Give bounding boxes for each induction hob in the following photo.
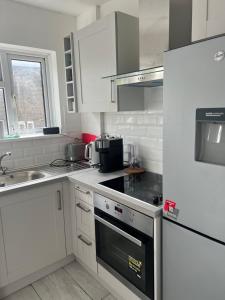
[99,171,163,206]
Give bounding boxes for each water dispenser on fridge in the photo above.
[195,108,225,166]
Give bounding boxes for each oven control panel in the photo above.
[94,193,154,237]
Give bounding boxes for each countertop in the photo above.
[0,167,162,218]
[69,169,162,218]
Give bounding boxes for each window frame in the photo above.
[0,87,9,134]
[0,50,51,135]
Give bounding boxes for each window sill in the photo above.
[0,133,66,143]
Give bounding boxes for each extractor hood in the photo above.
[103,66,164,88]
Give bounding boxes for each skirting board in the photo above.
[76,258,119,299]
[0,255,75,299]
[76,257,129,300]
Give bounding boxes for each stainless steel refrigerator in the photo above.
[163,35,225,300]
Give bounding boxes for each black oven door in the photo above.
[95,208,154,300]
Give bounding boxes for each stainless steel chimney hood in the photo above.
[103,66,164,88]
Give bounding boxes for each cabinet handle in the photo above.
[75,186,90,195]
[76,202,91,213]
[95,215,142,247]
[111,79,116,103]
[57,190,62,210]
[78,234,92,246]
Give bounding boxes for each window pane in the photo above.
[0,89,8,134]
[11,59,47,132]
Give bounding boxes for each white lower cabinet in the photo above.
[76,199,95,240]
[76,230,97,273]
[0,183,67,283]
[72,183,97,274]
[0,217,8,288]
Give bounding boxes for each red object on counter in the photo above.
[82,133,97,144]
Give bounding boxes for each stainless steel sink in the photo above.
[0,170,51,187]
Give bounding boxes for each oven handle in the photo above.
[95,215,142,247]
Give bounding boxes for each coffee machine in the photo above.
[95,137,123,173]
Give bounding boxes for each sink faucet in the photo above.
[0,152,11,175]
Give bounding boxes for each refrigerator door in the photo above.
[163,219,225,300]
[163,35,225,243]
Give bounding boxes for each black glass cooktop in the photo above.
[99,171,163,206]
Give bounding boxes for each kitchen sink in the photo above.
[0,170,51,187]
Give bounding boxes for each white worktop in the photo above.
[0,167,162,218]
[69,168,162,218]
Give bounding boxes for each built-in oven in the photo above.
[94,193,155,300]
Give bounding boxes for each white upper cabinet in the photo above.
[0,183,66,283]
[192,0,225,41]
[74,12,139,112]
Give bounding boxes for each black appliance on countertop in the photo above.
[95,137,123,173]
[99,171,163,206]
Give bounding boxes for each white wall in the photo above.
[104,87,163,174]
[0,0,80,135]
[100,0,139,17]
[139,0,169,68]
[76,6,100,30]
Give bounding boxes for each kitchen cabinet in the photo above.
[0,183,67,283]
[76,229,97,274]
[74,12,139,112]
[64,33,77,113]
[71,183,97,273]
[0,216,7,288]
[76,199,95,240]
[192,0,225,41]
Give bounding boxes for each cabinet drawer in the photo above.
[74,185,93,205]
[75,199,95,240]
[76,231,97,274]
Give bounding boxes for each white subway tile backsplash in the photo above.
[14,157,35,169]
[24,147,44,157]
[104,86,163,174]
[44,144,60,154]
[10,149,24,159]
[0,135,74,170]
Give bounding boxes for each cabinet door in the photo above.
[75,13,117,112]
[163,219,225,300]
[1,183,66,283]
[192,0,225,41]
[76,230,97,273]
[206,0,225,37]
[76,199,95,240]
[0,215,7,287]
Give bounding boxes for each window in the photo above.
[0,89,8,134]
[0,51,50,136]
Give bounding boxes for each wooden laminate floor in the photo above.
[3,261,116,300]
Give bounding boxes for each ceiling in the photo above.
[11,0,111,16]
